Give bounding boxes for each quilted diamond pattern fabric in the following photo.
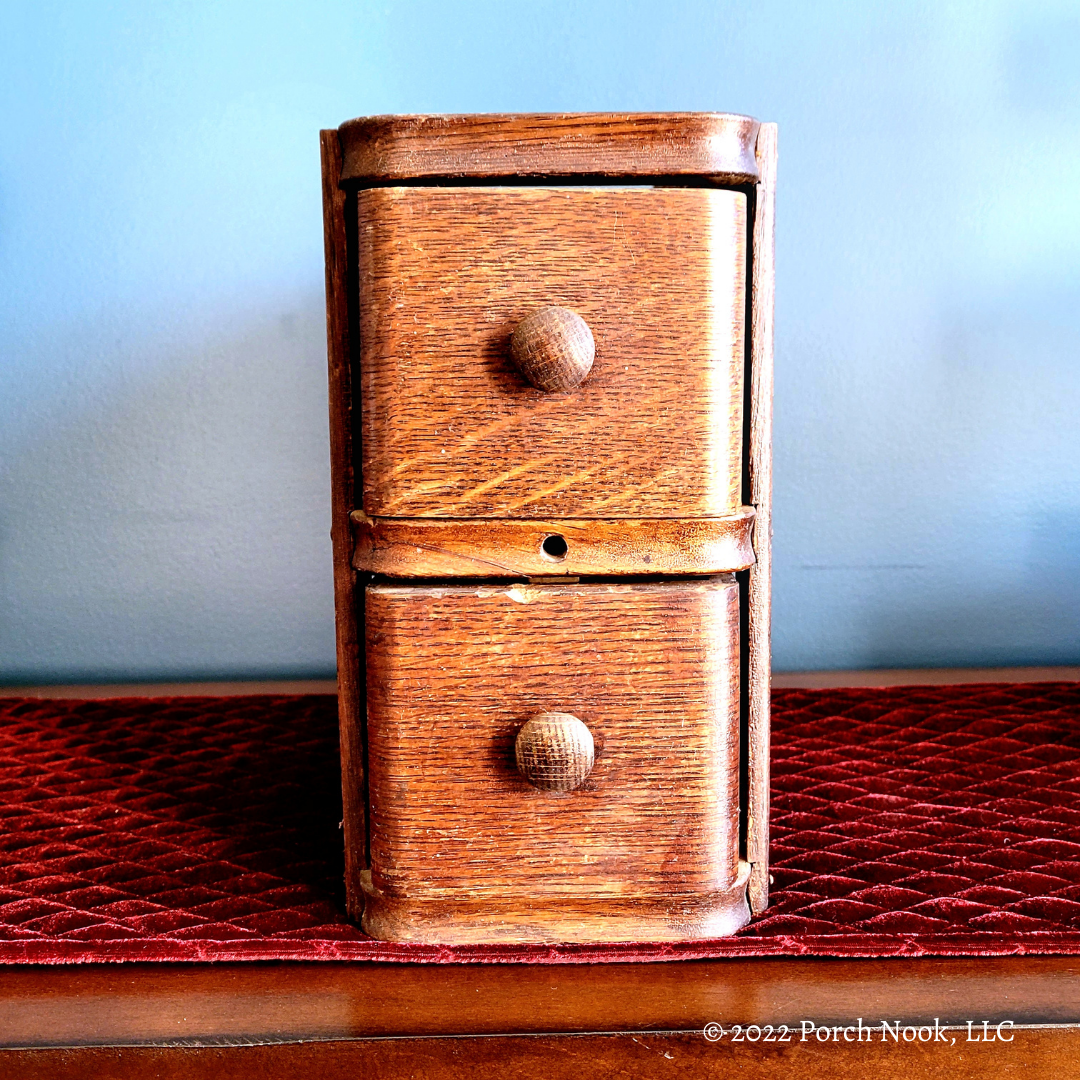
[0,684,1078,964]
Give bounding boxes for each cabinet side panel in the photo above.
[747,123,777,913]
[321,130,365,916]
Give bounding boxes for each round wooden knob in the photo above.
[509,307,594,392]
[515,712,594,792]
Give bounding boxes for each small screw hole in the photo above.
[541,534,568,561]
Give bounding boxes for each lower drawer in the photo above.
[361,577,749,944]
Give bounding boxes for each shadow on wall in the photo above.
[856,513,1080,670]
[772,270,1080,673]
[0,291,337,684]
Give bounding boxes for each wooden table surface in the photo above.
[2,668,1078,1078]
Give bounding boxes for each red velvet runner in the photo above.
[1,684,1078,964]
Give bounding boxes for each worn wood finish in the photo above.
[515,712,595,791]
[350,508,756,578]
[338,112,761,185]
[358,186,746,518]
[320,130,366,914]
[8,1029,1080,1080]
[746,123,777,914]
[3,956,1079,1047]
[509,306,595,392]
[361,869,752,945]
[325,113,774,943]
[360,579,742,942]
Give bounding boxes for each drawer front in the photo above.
[359,187,746,519]
[364,578,740,907]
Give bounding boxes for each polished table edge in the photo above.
[5,1032,1080,1080]
[1,955,1079,1048]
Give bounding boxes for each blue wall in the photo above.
[2,1,1078,681]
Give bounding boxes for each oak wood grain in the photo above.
[361,868,752,945]
[350,508,756,578]
[746,123,777,914]
[338,112,761,185]
[320,130,366,913]
[358,186,746,518]
[360,579,742,942]
[325,113,775,945]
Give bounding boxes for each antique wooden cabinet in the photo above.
[320,113,775,944]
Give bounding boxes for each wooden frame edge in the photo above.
[337,112,761,185]
[747,122,777,914]
[350,510,757,578]
[321,129,366,918]
[360,863,753,945]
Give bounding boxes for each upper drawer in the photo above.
[358,187,746,519]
